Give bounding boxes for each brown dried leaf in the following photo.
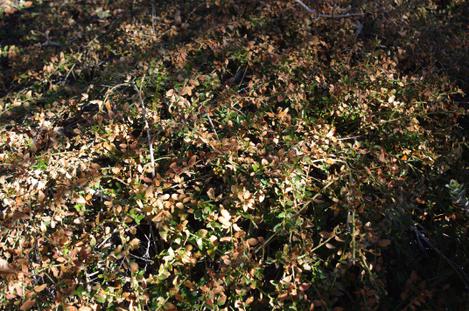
[207,188,216,201]
[246,238,258,246]
[378,239,391,248]
[188,155,197,167]
[20,300,35,311]
[0,258,16,274]
[129,238,140,250]
[34,284,47,293]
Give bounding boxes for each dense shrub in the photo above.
[0,0,467,309]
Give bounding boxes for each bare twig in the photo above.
[319,12,364,19]
[294,0,364,19]
[61,63,76,85]
[133,76,156,178]
[96,234,113,249]
[337,135,363,141]
[206,113,220,140]
[143,233,151,259]
[130,253,154,263]
[148,221,158,257]
[151,0,157,34]
[41,40,62,48]
[294,0,316,14]
[413,224,469,291]
[101,175,129,186]
[238,65,248,87]
[311,226,340,252]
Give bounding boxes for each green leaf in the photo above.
[129,208,145,225]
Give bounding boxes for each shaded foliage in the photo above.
[0,0,468,310]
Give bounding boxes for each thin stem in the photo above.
[133,76,156,178]
[206,113,220,140]
[294,0,316,14]
[294,0,364,19]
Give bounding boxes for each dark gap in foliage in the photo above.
[190,259,207,281]
[93,156,118,168]
[190,48,216,73]
[186,212,205,232]
[309,166,327,181]
[130,221,162,276]
[263,262,283,291]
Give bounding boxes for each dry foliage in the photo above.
[0,0,468,309]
